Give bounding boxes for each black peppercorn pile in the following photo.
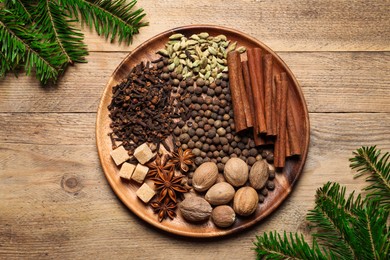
[108,60,188,153]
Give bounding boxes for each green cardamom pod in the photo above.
[218,34,227,41]
[236,46,246,53]
[167,63,175,71]
[173,42,181,51]
[156,49,169,57]
[226,41,237,53]
[208,46,217,56]
[190,34,200,40]
[169,33,184,40]
[198,32,209,39]
[186,39,198,46]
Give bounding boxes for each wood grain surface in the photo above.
[0,0,389,258]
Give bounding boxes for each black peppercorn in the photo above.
[188,140,195,149]
[207,89,215,96]
[220,137,228,145]
[215,86,222,95]
[229,147,234,155]
[222,145,229,153]
[211,113,218,120]
[178,120,185,128]
[209,145,216,152]
[237,142,246,150]
[191,110,198,118]
[217,163,224,172]
[207,151,213,158]
[247,156,256,166]
[231,141,237,148]
[192,148,201,157]
[258,194,265,203]
[204,124,211,131]
[192,135,199,142]
[202,85,208,93]
[198,121,205,128]
[266,152,274,162]
[215,79,221,86]
[173,127,181,136]
[195,128,205,137]
[202,143,210,152]
[200,151,207,158]
[196,78,205,87]
[249,148,258,157]
[204,110,212,118]
[194,87,203,95]
[233,147,241,155]
[200,136,206,142]
[186,77,194,86]
[195,141,202,149]
[206,138,213,144]
[194,157,203,166]
[181,144,188,150]
[261,188,268,196]
[207,129,216,138]
[266,180,275,190]
[209,82,217,89]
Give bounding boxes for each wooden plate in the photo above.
[96,25,310,237]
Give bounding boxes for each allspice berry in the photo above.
[224,158,248,187]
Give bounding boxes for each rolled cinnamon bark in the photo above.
[274,73,288,168]
[264,54,275,136]
[227,51,249,132]
[287,101,301,156]
[247,48,267,134]
[242,60,265,145]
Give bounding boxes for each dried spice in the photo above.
[150,197,177,222]
[108,61,182,153]
[151,168,188,203]
[146,153,173,178]
[170,148,195,172]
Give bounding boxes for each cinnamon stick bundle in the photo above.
[227,51,252,132]
[274,73,288,168]
[264,54,275,136]
[247,48,267,134]
[242,60,264,145]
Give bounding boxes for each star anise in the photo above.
[150,197,177,222]
[146,153,174,178]
[170,148,195,172]
[151,168,188,203]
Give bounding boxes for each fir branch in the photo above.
[354,201,389,260]
[307,182,359,259]
[4,0,34,21]
[253,231,329,260]
[34,0,88,64]
[0,8,60,83]
[350,146,390,210]
[61,0,147,44]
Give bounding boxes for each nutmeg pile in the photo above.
[179,158,274,227]
[108,32,283,228]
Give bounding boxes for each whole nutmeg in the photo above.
[233,187,258,216]
[179,196,212,222]
[224,158,248,187]
[212,205,236,228]
[205,182,235,206]
[192,162,218,192]
[249,160,269,190]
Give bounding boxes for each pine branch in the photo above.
[253,231,330,260]
[0,8,60,83]
[34,0,88,64]
[307,182,360,259]
[350,146,390,210]
[61,0,147,45]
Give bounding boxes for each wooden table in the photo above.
[1,1,389,259]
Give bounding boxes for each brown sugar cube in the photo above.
[133,143,154,164]
[136,183,155,203]
[131,164,149,184]
[110,146,130,166]
[119,163,136,180]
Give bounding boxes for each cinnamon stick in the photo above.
[287,101,301,156]
[227,51,249,132]
[274,73,288,168]
[264,54,275,136]
[253,48,265,106]
[242,60,264,145]
[286,127,291,157]
[274,75,282,164]
[247,48,267,134]
[237,58,253,128]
